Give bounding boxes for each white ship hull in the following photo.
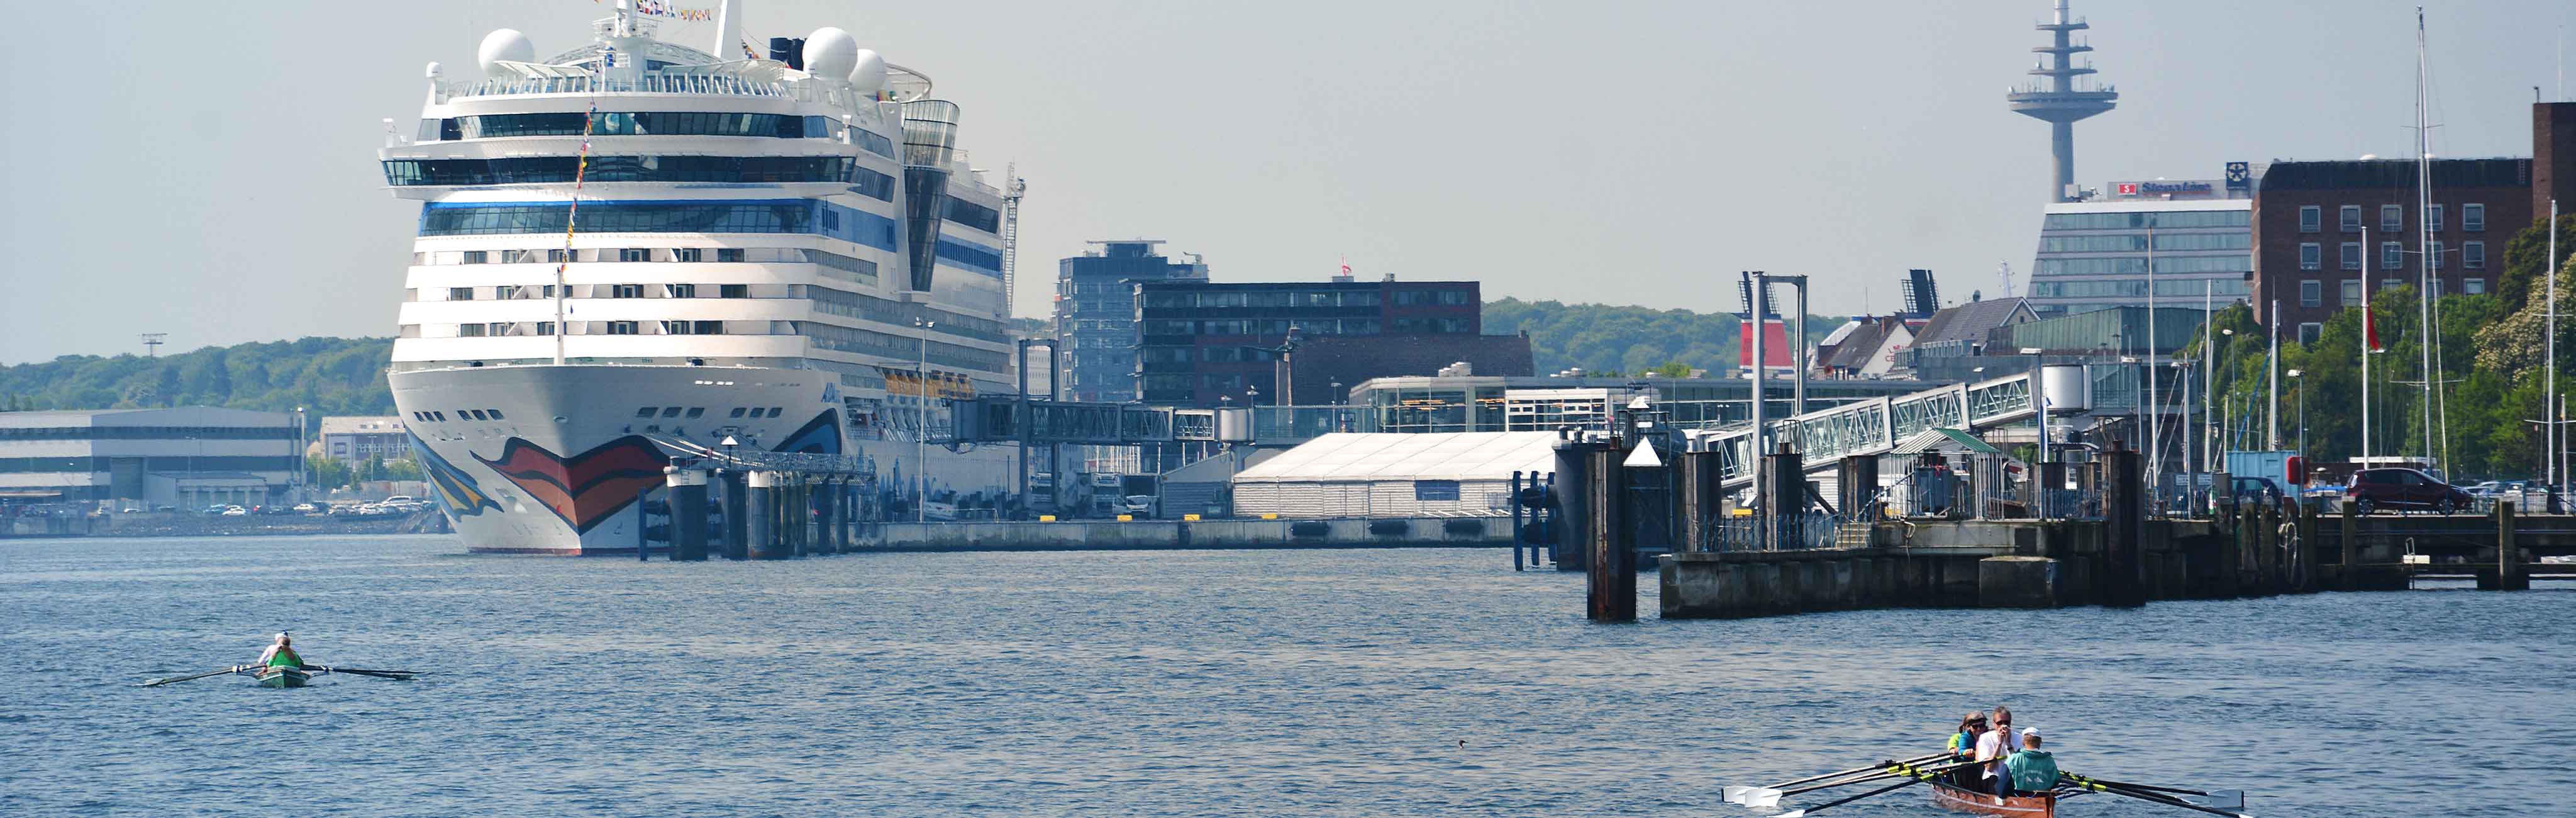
[392,364,1013,554]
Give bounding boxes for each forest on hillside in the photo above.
[0,337,396,416]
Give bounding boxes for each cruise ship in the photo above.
[382,1,1021,553]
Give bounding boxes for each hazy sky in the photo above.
[4,0,2570,364]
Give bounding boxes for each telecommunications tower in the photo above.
[2006,0,2118,201]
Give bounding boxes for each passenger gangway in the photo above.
[1701,371,2043,491]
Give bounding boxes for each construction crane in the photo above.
[1001,163,1027,318]
[1996,261,2016,298]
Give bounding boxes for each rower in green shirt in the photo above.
[256,632,304,669]
[2003,728,2060,795]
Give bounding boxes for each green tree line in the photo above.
[0,337,395,417]
[2197,213,2576,480]
[1482,297,1838,377]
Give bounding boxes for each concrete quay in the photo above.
[858,516,1514,552]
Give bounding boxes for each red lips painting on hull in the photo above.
[473,435,670,534]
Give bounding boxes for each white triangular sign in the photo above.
[1623,441,1663,468]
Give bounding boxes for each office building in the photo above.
[1135,278,1480,407]
[0,406,302,508]
[1054,240,1208,402]
[318,416,410,462]
[2028,183,2253,318]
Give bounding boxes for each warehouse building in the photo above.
[0,406,303,509]
[1230,432,1558,518]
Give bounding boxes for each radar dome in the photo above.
[850,48,887,95]
[477,29,535,77]
[802,27,860,81]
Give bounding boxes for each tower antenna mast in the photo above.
[2007,0,2118,202]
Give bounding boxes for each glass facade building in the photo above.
[1054,241,1209,403]
[2027,184,2253,317]
[1135,279,1480,407]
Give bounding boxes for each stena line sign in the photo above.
[2113,180,2217,197]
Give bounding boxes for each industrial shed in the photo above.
[1231,432,1559,518]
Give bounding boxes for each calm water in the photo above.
[3,535,2569,816]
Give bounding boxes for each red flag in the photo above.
[2363,296,2380,352]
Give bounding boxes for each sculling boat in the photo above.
[255,666,311,688]
[1931,780,2058,817]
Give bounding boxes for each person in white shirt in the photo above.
[1974,706,2016,797]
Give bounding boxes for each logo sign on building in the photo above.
[2225,162,2251,191]
[2108,179,2220,199]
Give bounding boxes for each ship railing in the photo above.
[435,75,870,108]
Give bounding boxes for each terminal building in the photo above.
[0,406,304,509]
[1054,240,1208,403]
[2026,175,2254,317]
[318,416,409,462]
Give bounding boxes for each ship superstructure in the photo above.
[381,1,1017,552]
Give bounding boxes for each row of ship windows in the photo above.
[2294,240,2484,270]
[385,156,896,198]
[409,408,505,423]
[636,406,784,420]
[425,112,900,160]
[448,284,749,300]
[414,246,874,277]
[452,321,730,337]
[2297,203,2486,233]
[418,286,1005,342]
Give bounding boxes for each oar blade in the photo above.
[1743,788,1784,810]
[2182,790,2245,810]
[1722,785,1751,804]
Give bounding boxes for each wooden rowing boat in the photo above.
[1931,780,2056,818]
[254,666,311,688]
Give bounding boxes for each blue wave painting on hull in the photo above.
[773,410,842,454]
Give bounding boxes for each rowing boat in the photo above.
[254,666,311,688]
[1930,780,2057,818]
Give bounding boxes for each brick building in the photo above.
[2253,102,2576,339]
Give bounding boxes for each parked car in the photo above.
[1118,495,1158,517]
[2345,468,2475,514]
[291,502,318,513]
[201,503,232,514]
[2465,480,2504,498]
[219,506,249,517]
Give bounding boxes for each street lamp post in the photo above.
[2285,369,2306,455]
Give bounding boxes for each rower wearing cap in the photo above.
[256,632,304,670]
[2003,727,2060,797]
[1945,712,1988,787]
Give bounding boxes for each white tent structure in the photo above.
[1231,432,1559,518]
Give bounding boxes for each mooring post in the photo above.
[1585,441,1634,622]
[2296,503,2318,592]
[669,468,709,561]
[1760,444,1805,549]
[2492,501,2527,590]
[720,470,748,560]
[2236,506,2260,595]
[1553,439,1591,571]
[1511,470,1527,571]
[2338,498,2359,590]
[746,471,781,560]
[2100,444,2145,607]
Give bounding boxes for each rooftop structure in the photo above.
[2007,0,2119,202]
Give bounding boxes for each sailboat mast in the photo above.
[2416,6,2436,469]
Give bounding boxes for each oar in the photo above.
[308,665,419,680]
[1742,758,1980,810]
[2063,773,2242,809]
[1765,775,1931,818]
[138,665,247,687]
[2061,773,2251,817]
[1726,751,1951,804]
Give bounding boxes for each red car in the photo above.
[2344,468,2473,514]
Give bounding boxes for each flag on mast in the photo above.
[2364,295,2380,352]
[1340,255,1351,277]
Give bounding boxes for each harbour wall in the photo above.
[863,517,1514,552]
